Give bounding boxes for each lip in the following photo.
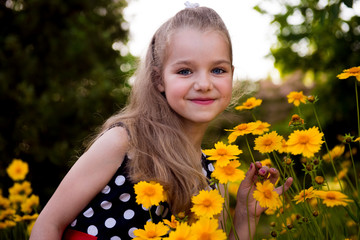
[190,98,215,105]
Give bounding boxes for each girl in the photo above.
[30,5,292,240]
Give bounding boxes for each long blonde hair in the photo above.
[95,7,232,214]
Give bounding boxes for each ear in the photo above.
[157,83,165,92]
[153,66,165,92]
[231,65,235,76]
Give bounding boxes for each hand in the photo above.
[236,161,293,219]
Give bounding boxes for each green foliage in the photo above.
[0,0,136,202]
[254,0,360,144]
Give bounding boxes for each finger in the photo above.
[258,166,270,177]
[255,161,262,169]
[240,162,256,188]
[275,177,293,195]
[267,168,280,184]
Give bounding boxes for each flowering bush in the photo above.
[0,159,39,239]
[133,66,360,239]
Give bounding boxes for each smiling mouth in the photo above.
[190,99,215,105]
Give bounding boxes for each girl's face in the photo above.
[159,28,233,126]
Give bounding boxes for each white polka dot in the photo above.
[100,201,112,210]
[102,185,111,194]
[208,163,214,172]
[115,175,126,186]
[83,208,94,218]
[155,205,164,216]
[87,225,98,236]
[124,209,135,220]
[70,219,77,227]
[202,168,207,176]
[119,193,131,202]
[142,205,149,211]
[128,227,137,238]
[105,218,116,228]
[110,237,121,240]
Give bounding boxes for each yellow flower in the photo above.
[253,180,281,209]
[191,217,227,240]
[226,122,258,143]
[337,66,360,81]
[228,182,240,197]
[354,137,360,142]
[211,160,245,184]
[260,158,272,167]
[9,181,32,197]
[235,97,262,111]
[336,168,348,181]
[202,141,242,167]
[293,187,318,204]
[6,159,29,181]
[163,215,179,229]
[133,221,169,240]
[287,91,307,107]
[254,131,283,154]
[316,190,352,207]
[134,181,166,209]
[277,139,289,154]
[21,194,39,214]
[252,121,271,135]
[163,222,195,240]
[191,189,224,218]
[286,127,324,158]
[322,144,345,163]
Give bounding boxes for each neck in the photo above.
[182,122,209,151]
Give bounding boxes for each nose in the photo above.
[193,72,213,91]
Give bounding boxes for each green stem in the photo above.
[245,136,256,163]
[355,80,360,141]
[312,104,344,192]
[348,143,359,196]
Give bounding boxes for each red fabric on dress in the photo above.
[62,229,98,240]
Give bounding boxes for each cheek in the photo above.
[218,80,233,102]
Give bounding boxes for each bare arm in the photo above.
[30,127,129,240]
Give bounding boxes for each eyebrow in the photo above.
[172,59,232,66]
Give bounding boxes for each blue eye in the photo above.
[212,68,225,74]
[178,69,192,75]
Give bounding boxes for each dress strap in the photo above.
[107,122,131,139]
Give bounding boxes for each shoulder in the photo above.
[84,127,129,163]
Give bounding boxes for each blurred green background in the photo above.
[1,0,359,210]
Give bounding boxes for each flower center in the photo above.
[298,135,310,144]
[146,230,157,238]
[144,187,155,196]
[217,148,227,155]
[244,102,253,107]
[202,199,212,207]
[264,189,273,199]
[224,166,235,175]
[294,93,303,100]
[326,192,336,200]
[237,124,247,131]
[199,233,211,240]
[263,139,273,146]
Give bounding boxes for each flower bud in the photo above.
[315,176,324,185]
[307,95,315,103]
[287,223,294,230]
[271,231,277,237]
[313,210,319,217]
[306,164,313,171]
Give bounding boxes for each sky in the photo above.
[123,0,279,81]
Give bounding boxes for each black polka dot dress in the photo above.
[62,154,214,240]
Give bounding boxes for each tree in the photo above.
[254,0,360,143]
[0,0,136,202]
